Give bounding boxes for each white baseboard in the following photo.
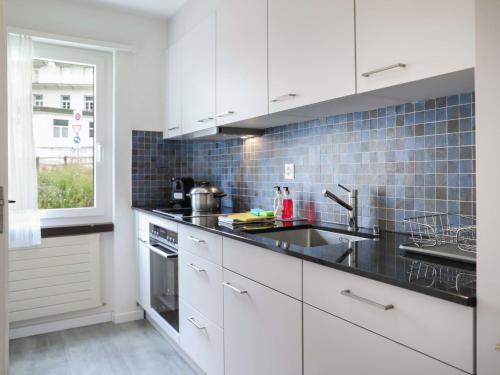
[9,312,113,339]
[112,309,144,324]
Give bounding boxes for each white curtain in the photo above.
[7,34,41,248]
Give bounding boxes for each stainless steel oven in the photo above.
[149,223,179,332]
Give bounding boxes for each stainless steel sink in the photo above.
[253,228,370,247]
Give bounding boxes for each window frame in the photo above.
[85,95,94,112]
[33,42,113,222]
[52,119,69,138]
[34,94,43,107]
[60,94,71,109]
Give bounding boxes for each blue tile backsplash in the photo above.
[132,92,476,232]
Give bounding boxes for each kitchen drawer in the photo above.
[179,249,223,327]
[180,301,223,375]
[178,225,222,265]
[222,238,302,299]
[303,261,474,373]
[304,304,466,375]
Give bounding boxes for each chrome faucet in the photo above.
[322,184,358,232]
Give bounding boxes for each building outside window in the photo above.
[34,94,43,107]
[31,43,111,220]
[52,119,69,138]
[61,95,71,109]
[85,96,94,111]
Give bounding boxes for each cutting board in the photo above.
[220,212,275,223]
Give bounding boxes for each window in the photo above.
[52,119,69,138]
[32,42,112,221]
[85,96,94,111]
[34,94,43,107]
[61,95,71,109]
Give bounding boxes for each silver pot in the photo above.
[189,186,227,212]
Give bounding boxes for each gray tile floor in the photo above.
[9,320,197,375]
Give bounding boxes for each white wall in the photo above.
[0,1,9,372]
[476,0,500,373]
[6,0,167,328]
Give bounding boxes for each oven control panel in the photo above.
[149,223,178,250]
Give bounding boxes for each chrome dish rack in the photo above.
[403,214,476,253]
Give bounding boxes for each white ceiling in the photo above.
[77,0,187,19]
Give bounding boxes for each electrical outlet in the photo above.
[285,163,295,180]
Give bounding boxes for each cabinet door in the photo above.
[356,0,475,93]
[216,0,268,125]
[223,269,302,375]
[268,0,355,113]
[181,15,216,134]
[304,304,465,375]
[165,43,182,138]
[137,241,150,311]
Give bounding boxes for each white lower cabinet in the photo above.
[137,241,150,312]
[135,217,474,375]
[135,212,150,312]
[304,304,465,375]
[180,301,224,375]
[179,250,223,327]
[303,261,474,373]
[223,269,302,375]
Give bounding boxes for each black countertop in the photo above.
[134,206,476,307]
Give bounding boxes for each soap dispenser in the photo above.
[282,187,294,220]
[273,186,282,217]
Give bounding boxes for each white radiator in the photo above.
[8,234,102,322]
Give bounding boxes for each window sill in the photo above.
[41,215,113,228]
[41,222,113,238]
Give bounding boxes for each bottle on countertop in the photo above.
[273,186,282,217]
[282,187,294,220]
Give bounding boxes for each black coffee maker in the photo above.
[170,177,194,208]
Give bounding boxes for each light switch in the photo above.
[285,163,295,180]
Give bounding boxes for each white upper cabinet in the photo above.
[268,0,356,113]
[216,0,268,125]
[356,0,475,93]
[165,43,182,138]
[181,14,216,134]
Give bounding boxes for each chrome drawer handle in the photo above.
[223,281,248,294]
[341,289,394,310]
[187,317,206,330]
[197,117,214,123]
[271,93,297,102]
[361,63,406,78]
[215,111,235,118]
[187,235,205,243]
[188,263,205,272]
[167,126,180,131]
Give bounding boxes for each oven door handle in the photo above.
[147,243,178,258]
